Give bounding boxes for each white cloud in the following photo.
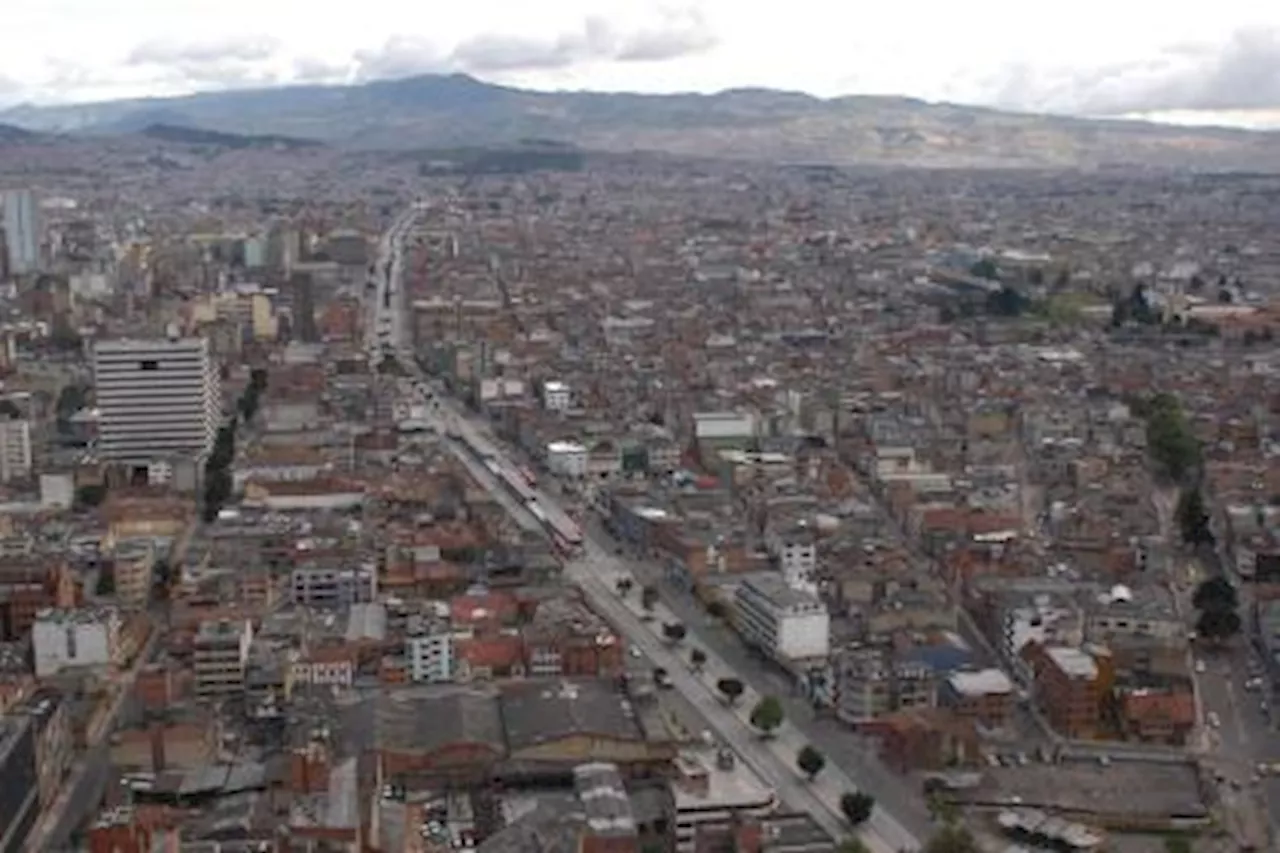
[0,0,1278,126]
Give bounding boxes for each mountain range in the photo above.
[4,73,1280,171]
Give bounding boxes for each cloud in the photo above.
[121,35,285,92]
[293,57,352,85]
[354,37,449,82]
[615,9,717,62]
[127,36,281,67]
[355,9,716,79]
[989,27,1280,115]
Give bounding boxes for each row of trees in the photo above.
[1138,392,1201,485]
[614,577,977,853]
[202,368,268,522]
[1192,576,1242,642]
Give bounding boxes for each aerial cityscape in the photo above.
[0,6,1279,853]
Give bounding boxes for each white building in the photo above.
[542,380,571,412]
[733,572,830,662]
[93,336,222,470]
[692,411,755,441]
[407,631,456,683]
[765,523,817,594]
[546,440,587,478]
[0,419,32,483]
[39,473,74,509]
[32,607,121,677]
[1,189,41,275]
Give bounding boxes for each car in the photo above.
[1195,659,1207,674]
[1208,711,1221,728]
[629,647,642,659]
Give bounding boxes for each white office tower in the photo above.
[93,336,221,469]
[0,419,32,483]
[1,189,41,275]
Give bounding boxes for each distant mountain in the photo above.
[137,122,323,150]
[5,73,1280,171]
[0,122,41,145]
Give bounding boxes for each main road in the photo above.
[369,208,925,853]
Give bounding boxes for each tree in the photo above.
[1163,837,1192,853]
[797,744,826,781]
[836,840,870,853]
[1197,607,1242,641]
[985,285,1027,317]
[923,825,978,853]
[1192,577,1238,612]
[640,585,659,613]
[1177,489,1215,547]
[717,677,745,705]
[705,600,728,620]
[662,622,687,644]
[969,258,999,281]
[1143,393,1201,483]
[839,792,875,827]
[749,695,785,737]
[75,484,107,509]
[202,468,233,522]
[689,648,707,671]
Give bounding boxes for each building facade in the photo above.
[92,337,222,470]
[733,572,830,662]
[1,189,40,276]
[192,619,253,701]
[31,607,121,678]
[0,715,38,853]
[407,632,455,683]
[0,420,31,484]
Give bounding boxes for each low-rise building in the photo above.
[547,440,588,478]
[32,607,122,677]
[939,668,1015,729]
[1022,643,1101,739]
[733,572,830,663]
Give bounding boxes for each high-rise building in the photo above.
[0,419,32,484]
[1,189,41,275]
[290,272,318,343]
[92,336,221,470]
[0,715,38,853]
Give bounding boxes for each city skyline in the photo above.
[4,0,1280,128]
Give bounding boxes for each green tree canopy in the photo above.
[716,677,744,704]
[969,258,999,280]
[797,744,826,780]
[1143,393,1201,483]
[1192,576,1238,612]
[750,695,785,736]
[1197,607,1242,641]
[924,825,979,853]
[839,792,875,827]
[1176,489,1215,546]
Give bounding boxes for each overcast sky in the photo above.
[5,0,1280,125]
